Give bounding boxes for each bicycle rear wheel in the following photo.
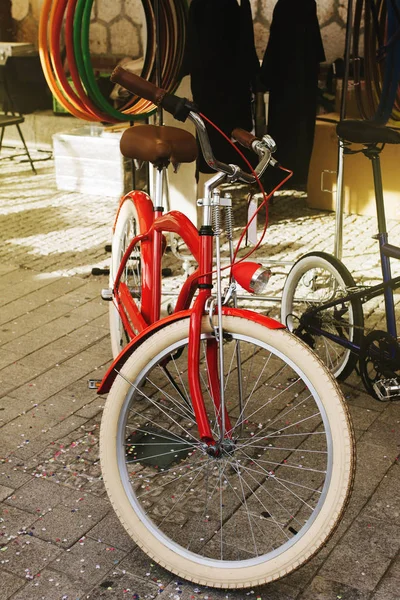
[100,315,355,588]
[281,252,364,380]
[109,198,143,358]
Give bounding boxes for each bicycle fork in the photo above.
[188,184,235,448]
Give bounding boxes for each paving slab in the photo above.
[116,546,174,588]
[347,404,381,432]
[318,541,391,592]
[299,575,371,600]
[362,465,400,525]
[29,505,102,550]
[0,276,84,319]
[0,301,75,346]
[370,553,400,600]
[84,569,161,599]
[0,569,25,599]
[0,459,33,489]
[75,397,106,420]
[10,414,89,460]
[5,478,79,513]
[0,349,20,370]
[87,511,137,552]
[9,567,85,600]
[0,151,399,599]
[6,363,93,404]
[0,484,14,502]
[0,534,62,579]
[49,536,126,589]
[0,395,38,428]
[0,504,37,539]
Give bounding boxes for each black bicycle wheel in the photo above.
[281,251,364,380]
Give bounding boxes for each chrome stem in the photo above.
[213,189,226,442]
[225,198,244,430]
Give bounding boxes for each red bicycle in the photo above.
[98,68,355,589]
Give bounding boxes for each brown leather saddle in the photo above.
[120,124,198,168]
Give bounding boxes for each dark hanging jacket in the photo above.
[180,0,260,175]
[260,0,325,186]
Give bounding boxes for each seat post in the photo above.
[369,151,387,235]
[154,165,165,210]
[150,164,167,324]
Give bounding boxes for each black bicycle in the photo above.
[281,119,400,400]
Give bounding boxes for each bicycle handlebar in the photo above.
[231,128,259,150]
[111,66,195,121]
[110,67,276,183]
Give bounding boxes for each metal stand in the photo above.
[334,0,354,260]
[154,0,163,126]
[149,0,164,207]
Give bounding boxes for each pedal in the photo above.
[105,244,112,253]
[88,379,102,390]
[101,288,113,301]
[92,267,110,276]
[373,377,400,401]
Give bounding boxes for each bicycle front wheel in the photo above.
[281,252,364,380]
[109,198,143,358]
[100,315,355,588]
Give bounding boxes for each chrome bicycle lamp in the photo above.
[231,261,271,294]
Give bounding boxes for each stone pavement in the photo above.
[0,152,399,600]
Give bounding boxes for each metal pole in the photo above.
[154,0,163,125]
[334,0,354,260]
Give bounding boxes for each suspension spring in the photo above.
[225,205,234,241]
[213,204,221,236]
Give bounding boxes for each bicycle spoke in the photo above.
[146,373,195,421]
[233,351,274,432]
[240,411,322,453]
[233,458,259,556]
[116,369,200,445]
[124,425,198,448]
[233,374,302,433]
[231,460,293,540]
[239,461,319,514]
[157,464,209,529]
[102,320,352,574]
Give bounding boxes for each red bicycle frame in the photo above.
[108,184,284,445]
[113,190,201,337]
[112,190,224,444]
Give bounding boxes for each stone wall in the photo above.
[10,0,347,64]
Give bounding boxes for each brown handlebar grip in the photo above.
[110,66,167,106]
[231,128,260,150]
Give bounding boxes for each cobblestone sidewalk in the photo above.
[0,154,399,600]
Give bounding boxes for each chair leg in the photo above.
[16,123,36,174]
[0,127,4,154]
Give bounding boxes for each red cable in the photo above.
[198,112,293,270]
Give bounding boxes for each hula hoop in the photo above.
[38,0,98,120]
[50,0,111,121]
[39,0,188,123]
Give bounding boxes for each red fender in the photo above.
[98,308,285,395]
[113,190,154,233]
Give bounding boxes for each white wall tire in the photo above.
[109,198,142,358]
[100,316,355,588]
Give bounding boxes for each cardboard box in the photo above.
[307,113,400,218]
[53,125,132,197]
